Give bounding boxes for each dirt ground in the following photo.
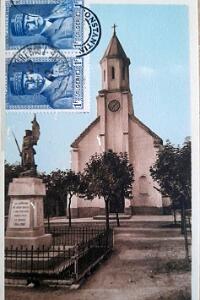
[5,217,191,300]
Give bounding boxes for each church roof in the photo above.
[71,114,162,149]
[129,114,163,144]
[101,31,130,63]
[71,117,100,148]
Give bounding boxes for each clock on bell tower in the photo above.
[108,99,120,112]
[97,26,134,153]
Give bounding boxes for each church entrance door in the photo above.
[110,195,124,213]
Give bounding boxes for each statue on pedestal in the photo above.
[13,115,40,176]
[7,114,52,250]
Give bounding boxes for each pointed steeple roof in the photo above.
[101,28,130,64]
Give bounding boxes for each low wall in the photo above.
[132,206,163,215]
[68,206,163,218]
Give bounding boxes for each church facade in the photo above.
[70,30,163,217]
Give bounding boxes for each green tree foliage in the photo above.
[5,161,24,214]
[150,138,191,210]
[84,150,134,231]
[5,161,23,193]
[150,138,191,260]
[41,170,68,218]
[41,170,86,227]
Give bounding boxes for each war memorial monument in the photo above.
[5,116,52,250]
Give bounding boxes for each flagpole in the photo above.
[11,130,22,156]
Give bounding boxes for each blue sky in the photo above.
[5,4,190,173]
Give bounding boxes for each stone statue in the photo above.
[13,115,40,176]
[7,115,52,250]
[21,115,40,176]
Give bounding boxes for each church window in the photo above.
[111,66,115,79]
[104,70,106,81]
[122,66,126,80]
[139,175,149,194]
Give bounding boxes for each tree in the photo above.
[41,170,87,227]
[5,161,24,214]
[41,170,68,219]
[150,139,191,211]
[150,138,191,260]
[64,170,85,227]
[84,150,134,231]
[5,161,23,193]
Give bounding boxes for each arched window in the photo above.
[103,70,106,81]
[122,66,126,80]
[139,175,149,194]
[111,66,115,79]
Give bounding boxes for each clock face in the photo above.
[108,100,120,112]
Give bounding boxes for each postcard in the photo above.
[1,0,199,299]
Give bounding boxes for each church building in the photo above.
[70,29,163,217]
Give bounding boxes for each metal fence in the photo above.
[5,227,113,285]
[46,225,107,246]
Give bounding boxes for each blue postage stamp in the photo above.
[6,44,83,109]
[6,0,84,51]
[5,0,101,111]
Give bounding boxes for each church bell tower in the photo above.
[100,25,131,92]
[97,26,134,153]
[71,26,163,217]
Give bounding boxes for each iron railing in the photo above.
[5,227,113,284]
[46,225,106,246]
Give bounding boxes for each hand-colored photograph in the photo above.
[4,1,199,300]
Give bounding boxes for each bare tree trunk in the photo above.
[182,200,189,261]
[68,196,72,227]
[56,199,59,216]
[46,197,50,231]
[116,211,120,227]
[116,194,121,227]
[172,208,177,225]
[105,200,110,232]
[181,204,184,234]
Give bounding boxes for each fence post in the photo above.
[74,245,79,281]
[15,247,18,271]
[20,245,23,271]
[11,246,13,272]
[30,246,33,276]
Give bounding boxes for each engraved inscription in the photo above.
[9,200,30,228]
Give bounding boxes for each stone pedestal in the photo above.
[5,177,52,250]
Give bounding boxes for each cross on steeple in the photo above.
[112,24,117,35]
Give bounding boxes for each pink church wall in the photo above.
[78,123,101,171]
[71,121,106,215]
[70,112,162,216]
[128,118,162,209]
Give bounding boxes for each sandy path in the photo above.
[5,218,191,300]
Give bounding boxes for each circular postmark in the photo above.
[8,0,101,56]
[11,43,67,63]
[7,44,75,109]
[75,5,101,57]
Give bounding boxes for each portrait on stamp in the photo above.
[6,43,84,110]
[8,58,74,109]
[7,0,82,49]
